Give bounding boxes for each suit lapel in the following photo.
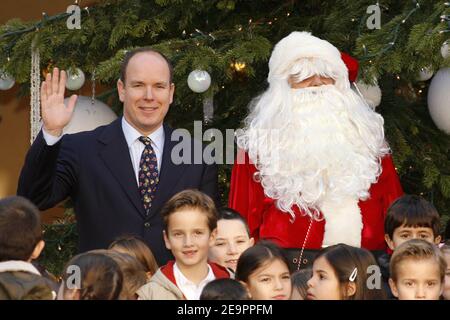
[148,124,187,217]
[97,118,146,218]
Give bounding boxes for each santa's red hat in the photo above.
[340,52,359,82]
[268,31,359,88]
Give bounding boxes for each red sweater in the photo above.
[229,151,403,251]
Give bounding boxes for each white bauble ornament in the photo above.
[427,68,450,134]
[354,81,382,108]
[63,96,117,134]
[187,69,211,93]
[0,71,15,90]
[441,41,449,59]
[417,66,434,81]
[66,68,85,91]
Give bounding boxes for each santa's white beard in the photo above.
[237,84,389,247]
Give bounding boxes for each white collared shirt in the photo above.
[173,263,216,300]
[42,117,165,187]
[121,117,164,186]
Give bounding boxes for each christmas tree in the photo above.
[1,0,449,274]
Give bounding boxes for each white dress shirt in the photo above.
[42,117,165,186]
[121,117,164,186]
[173,263,216,300]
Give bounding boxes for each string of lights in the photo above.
[357,1,421,60]
[0,5,91,41]
[356,1,449,61]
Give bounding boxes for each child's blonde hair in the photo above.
[390,239,447,282]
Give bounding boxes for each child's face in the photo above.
[208,219,254,271]
[385,224,440,250]
[307,256,343,300]
[389,258,443,300]
[164,208,216,269]
[244,259,291,300]
[443,252,450,300]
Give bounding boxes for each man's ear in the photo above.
[29,240,45,261]
[434,235,442,245]
[249,237,255,247]
[163,230,171,250]
[169,83,175,104]
[345,281,356,298]
[388,278,399,298]
[117,79,125,102]
[385,234,395,251]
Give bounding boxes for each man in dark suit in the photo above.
[17,48,219,266]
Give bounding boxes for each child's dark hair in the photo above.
[109,235,158,275]
[161,189,217,232]
[61,251,123,300]
[200,279,249,300]
[314,244,386,300]
[291,268,312,299]
[217,207,250,236]
[235,240,291,282]
[0,196,42,261]
[102,250,148,300]
[384,195,441,240]
[390,239,447,283]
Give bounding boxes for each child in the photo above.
[235,240,292,300]
[200,278,250,300]
[58,251,123,300]
[290,268,312,300]
[0,196,55,300]
[384,195,441,250]
[439,243,450,300]
[103,250,148,300]
[208,207,254,271]
[109,235,159,279]
[136,190,232,300]
[389,239,447,300]
[307,244,386,300]
[381,195,442,298]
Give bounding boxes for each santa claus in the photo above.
[229,31,403,269]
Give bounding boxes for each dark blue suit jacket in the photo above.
[17,118,219,265]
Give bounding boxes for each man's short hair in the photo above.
[0,196,42,261]
[384,195,441,239]
[119,47,173,84]
[161,190,217,233]
[390,239,447,282]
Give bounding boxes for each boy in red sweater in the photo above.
[137,190,231,300]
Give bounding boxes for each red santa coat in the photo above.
[229,151,403,251]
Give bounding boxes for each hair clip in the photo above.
[349,267,358,282]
